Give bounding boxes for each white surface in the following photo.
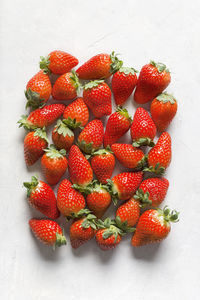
[1,0,200,299]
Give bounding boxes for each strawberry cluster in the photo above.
[18,50,179,251]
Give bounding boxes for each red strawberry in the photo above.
[83,80,112,118]
[150,92,178,132]
[57,179,86,217]
[25,71,52,109]
[130,107,156,147]
[52,71,80,101]
[41,145,68,186]
[134,177,169,207]
[24,176,59,219]
[104,107,132,147]
[63,97,89,127]
[29,219,66,247]
[76,52,123,80]
[112,67,138,106]
[145,132,172,175]
[40,50,78,75]
[90,149,115,184]
[52,119,74,152]
[24,128,49,166]
[78,119,104,154]
[18,104,65,129]
[131,207,179,247]
[111,143,146,169]
[116,198,140,227]
[134,61,171,104]
[68,145,93,186]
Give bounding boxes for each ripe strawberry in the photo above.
[41,145,68,186]
[90,149,115,184]
[52,71,80,101]
[24,176,59,219]
[18,104,65,129]
[68,145,93,186]
[63,97,89,127]
[150,92,178,132]
[111,143,146,169]
[24,128,49,166]
[116,198,140,227]
[52,119,74,152]
[57,179,86,217]
[76,52,123,80]
[134,177,169,207]
[144,132,172,175]
[130,107,156,147]
[112,67,138,106]
[29,219,66,247]
[83,80,112,118]
[131,207,179,247]
[25,71,52,109]
[78,119,104,154]
[104,107,132,147]
[134,61,171,104]
[40,50,78,75]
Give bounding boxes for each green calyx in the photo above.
[78,139,94,154]
[115,216,136,233]
[136,155,148,170]
[34,127,49,144]
[84,80,104,90]
[73,180,109,195]
[54,232,67,248]
[23,175,39,197]
[39,55,51,75]
[119,67,138,75]
[106,179,118,205]
[62,118,83,130]
[91,147,113,157]
[44,144,66,159]
[110,51,123,74]
[17,115,37,130]
[70,70,82,93]
[97,218,124,242]
[156,92,176,104]
[150,61,170,73]
[81,214,98,230]
[134,189,152,207]
[66,208,91,221]
[157,206,179,223]
[25,88,46,110]
[132,138,155,148]
[54,119,74,138]
[116,106,132,122]
[143,162,165,175]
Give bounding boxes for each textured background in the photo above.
[1,0,200,299]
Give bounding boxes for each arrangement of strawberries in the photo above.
[19,50,179,251]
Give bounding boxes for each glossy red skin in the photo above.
[130,107,156,141]
[70,218,96,249]
[52,128,74,152]
[27,104,65,128]
[68,145,93,186]
[26,70,52,102]
[77,53,112,79]
[148,132,172,169]
[24,131,48,166]
[139,177,169,207]
[52,72,77,100]
[63,97,89,127]
[91,152,115,184]
[111,144,145,169]
[134,64,171,104]
[116,198,140,227]
[41,154,68,186]
[57,179,85,217]
[48,50,78,75]
[131,209,171,246]
[112,70,137,106]
[28,181,60,219]
[83,82,112,118]
[96,229,121,250]
[29,219,63,245]
[86,189,111,218]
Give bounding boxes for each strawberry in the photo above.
[52,71,80,101]
[77,119,104,154]
[116,198,140,227]
[83,80,112,118]
[150,92,178,132]
[40,50,78,75]
[41,145,68,186]
[104,107,132,147]
[68,145,93,186]
[70,214,97,249]
[144,132,172,175]
[90,149,115,184]
[52,119,74,152]
[63,97,89,127]
[112,67,138,106]
[18,104,65,129]
[24,128,49,166]
[57,179,86,217]
[131,207,179,247]
[134,61,171,104]
[76,52,123,80]
[130,107,156,147]
[111,143,146,169]
[107,171,143,203]
[29,219,66,247]
[24,176,59,219]
[25,71,52,109]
